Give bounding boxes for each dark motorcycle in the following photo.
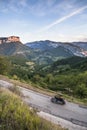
[51,95,66,105]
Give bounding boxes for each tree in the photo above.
[33,74,42,83]
[75,84,87,98]
[45,74,54,84]
[0,56,11,75]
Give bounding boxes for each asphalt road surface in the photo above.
[21,87,87,128]
[0,79,87,129]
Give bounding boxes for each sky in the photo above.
[0,0,87,43]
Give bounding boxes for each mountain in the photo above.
[0,42,29,56]
[72,42,87,56]
[0,36,36,63]
[26,40,86,57]
[36,56,87,77]
[0,39,74,65]
[1,37,87,66]
[72,42,87,50]
[26,40,75,65]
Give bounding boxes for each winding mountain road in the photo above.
[0,79,87,130]
[21,87,87,127]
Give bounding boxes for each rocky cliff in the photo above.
[0,36,20,44]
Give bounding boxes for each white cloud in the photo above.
[0,0,28,13]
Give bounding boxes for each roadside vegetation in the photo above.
[8,85,22,96]
[0,56,87,104]
[0,88,66,130]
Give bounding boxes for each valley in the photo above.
[1,1,87,130]
[0,39,87,65]
[0,38,87,130]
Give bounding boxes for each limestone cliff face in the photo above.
[0,36,20,44]
[8,36,20,42]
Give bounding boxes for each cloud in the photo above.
[27,0,68,17]
[38,5,87,32]
[0,0,28,13]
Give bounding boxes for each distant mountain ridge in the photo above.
[72,42,87,50]
[26,40,77,64]
[26,40,87,57]
[0,37,87,65]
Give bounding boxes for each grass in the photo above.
[0,88,66,130]
[8,85,22,96]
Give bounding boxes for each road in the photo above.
[21,87,87,127]
[0,79,87,129]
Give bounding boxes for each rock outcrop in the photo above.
[0,36,20,44]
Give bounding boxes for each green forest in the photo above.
[0,56,87,103]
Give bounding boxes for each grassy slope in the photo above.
[0,87,66,130]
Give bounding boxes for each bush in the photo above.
[75,84,87,98]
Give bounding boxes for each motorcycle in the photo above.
[51,95,66,105]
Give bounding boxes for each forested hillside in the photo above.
[0,56,87,103]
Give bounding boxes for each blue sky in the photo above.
[0,0,87,43]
